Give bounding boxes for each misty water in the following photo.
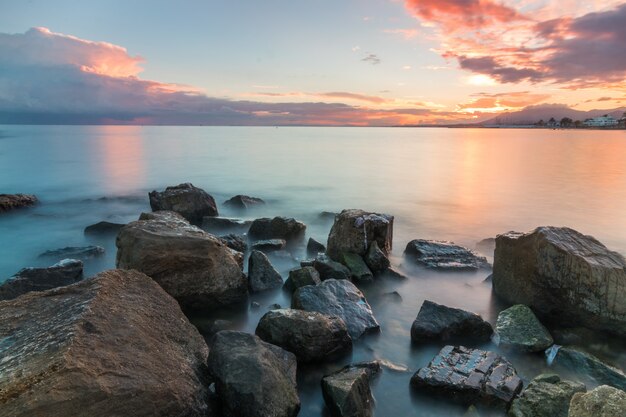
[1,125,625,416]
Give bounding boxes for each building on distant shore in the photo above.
[583,115,618,127]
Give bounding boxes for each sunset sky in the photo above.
[1,0,625,125]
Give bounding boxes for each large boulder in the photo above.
[326,209,393,261]
[404,239,490,270]
[248,216,306,241]
[148,183,217,225]
[321,361,381,417]
[546,346,626,390]
[569,385,626,417]
[492,227,626,336]
[256,309,352,362]
[207,331,300,417]
[508,374,585,417]
[116,211,247,311]
[223,194,265,210]
[410,300,493,344]
[0,269,212,417]
[0,193,37,212]
[0,259,83,301]
[292,279,379,339]
[494,305,553,352]
[248,250,283,292]
[411,345,523,407]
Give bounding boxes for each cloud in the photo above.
[361,53,381,65]
[383,28,419,39]
[457,91,550,111]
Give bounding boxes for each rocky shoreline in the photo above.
[0,182,625,417]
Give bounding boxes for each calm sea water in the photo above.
[1,125,625,416]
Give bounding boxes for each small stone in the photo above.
[494,305,553,352]
[313,255,351,281]
[248,250,283,292]
[340,252,374,283]
[84,221,124,235]
[223,195,265,210]
[284,266,321,292]
[307,237,326,255]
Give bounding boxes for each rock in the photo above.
[207,331,300,417]
[341,252,374,283]
[492,227,626,336]
[195,319,233,336]
[256,309,352,362]
[148,183,217,225]
[546,346,626,390]
[508,374,585,417]
[219,233,248,253]
[248,250,283,292]
[313,254,352,281]
[569,385,626,417]
[382,291,403,302]
[269,303,282,309]
[411,345,523,407]
[83,221,124,235]
[284,266,321,292]
[464,405,481,417]
[0,259,83,301]
[364,241,390,274]
[251,238,287,252]
[223,194,265,210]
[326,209,394,261]
[404,240,490,270]
[292,279,379,339]
[0,193,37,212]
[382,266,408,280]
[0,269,211,417]
[248,217,306,241]
[494,305,553,352]
[38,245,105,260]
[307,237,326,255]
[201,216,251,233]
[321,361,381,417]
[476,238,496,256]
[411,300,493,344]
[319,211,338,221]
[116,210,247,311]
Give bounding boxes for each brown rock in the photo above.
[326,209,393,261]
[0,194,37,212]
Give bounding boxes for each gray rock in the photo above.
[38,245,105,260]
[201,216,251,233]
[292,279,379,339]
[219,233,248,253]
[411,345,523,407]
[84,221,124,235]
[313,255,352,281]
[248,216,306,241]
[149,183,217,225]
[508,374,585,417]
[256,309,352,362]
[569,385,626,417]
[251,238,287,252]
[494,305,553,352]
[322,361,381,417]
[411,300,493,344]
[284,266,321,292]
[195,318,233,336]
[492,227,626,336]
[326,209,393,261]
[223,194,265,210]
[248,250,283,292]
[364,241,390,274]
[476,238,496,256]
[0,193,37,212]
[382,291,403,302]
[340,252,374,283]
[405,239,490,270]
[307,237,326,255]
[0,259,83,301]
[546,346,626,390]
[207,331,300,417]
[381,266,408,280]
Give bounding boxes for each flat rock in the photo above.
[284,266,321,292]
[292,279,379,339]
[313,254,351,281]
[411,345,523,407]
[0,259,83,301]
[569,385,626,417]
[248,216,306,241]
[322,361,381,417]
[219,233,248,253]
[201,216,251,233]
[326,209,393,261]
[248,250,283,292]
[340,252,374,283]
[38,245,105,260]
[256,308,352,362]
[492,227,626,336]
[208,331,300,417]
[251,238,287,252]
[0,269,211,417]
[0,193,37,212]
[546,345,626,390]
[223,194,265,210]
[508,373,585,417]
[307,237,326,255]
[149,183,217,225]
[411,300,493,344]
[84,221,124,235]
[494,304,553,352]
[405,239,490,270]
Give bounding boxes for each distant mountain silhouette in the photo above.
[482,104,626,125]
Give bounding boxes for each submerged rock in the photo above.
[476,238,496,256]
[148,183,217,225]
[248,250,283,292]
[492,227,626,336]
[38,245,105,260]
[0,269,211,417]
[322,361,381,417]
[84,221,124,235]
[404,239,490,270]
[307,237,326,255]
[340,252,374,283]
[546,345,626,390]
[411,345,523,407]
[251,238,287,252]
[0,193,37,212]
[292,279,380,339]
[223,194,265,210]
[219,233,248,253]
[494,305,553,352]
[201,216,251,233]
[256,309,352,362]
[116,211,247,311]
[208,331,300,417]
[0,259,83,301]
[569,385,626,417]
[248,216,306,241]
[313,255,352,281]
[410,300,493,344]
[508,374,585,417]
[284,266,321,292]
[326,209,393,261]
[364,241,390,274]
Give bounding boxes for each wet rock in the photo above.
[208,331,300,417]
[313,254,352,281]
[201,216,251,233]
[195,318,233,336]
[411,300,493,344]
[83,221,124,235]
[269,303,282,309]
[251,238,287,252]
[569,385,626,417]
[0,193,37,212]
[341,252,374,283]
[492,227,626,336]
[219,233,248,253]
[476,238,496,256]
[410,345,523,407]
[508,374,585,417]
[307,237,326,255]
[382,291,403,302]
[284,266,321,292]
[248,216,306,241]
[546,346,626,390]
[148,183,217,225]
[223,194,265,210]
[292,279,380,339]
[321,361,381,417]
[404,239,490,270]
[326,209,394,261]
[494,305,553,352]
[364,241,390,274]
[248,250,283,292]
[256,309,352,362]
[38,245,105,260]
[0,259,83,301]
[382,266,408,280]
[0,269,211,417]
[116,211,247,311]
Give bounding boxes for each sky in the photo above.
[0,0,625,125]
